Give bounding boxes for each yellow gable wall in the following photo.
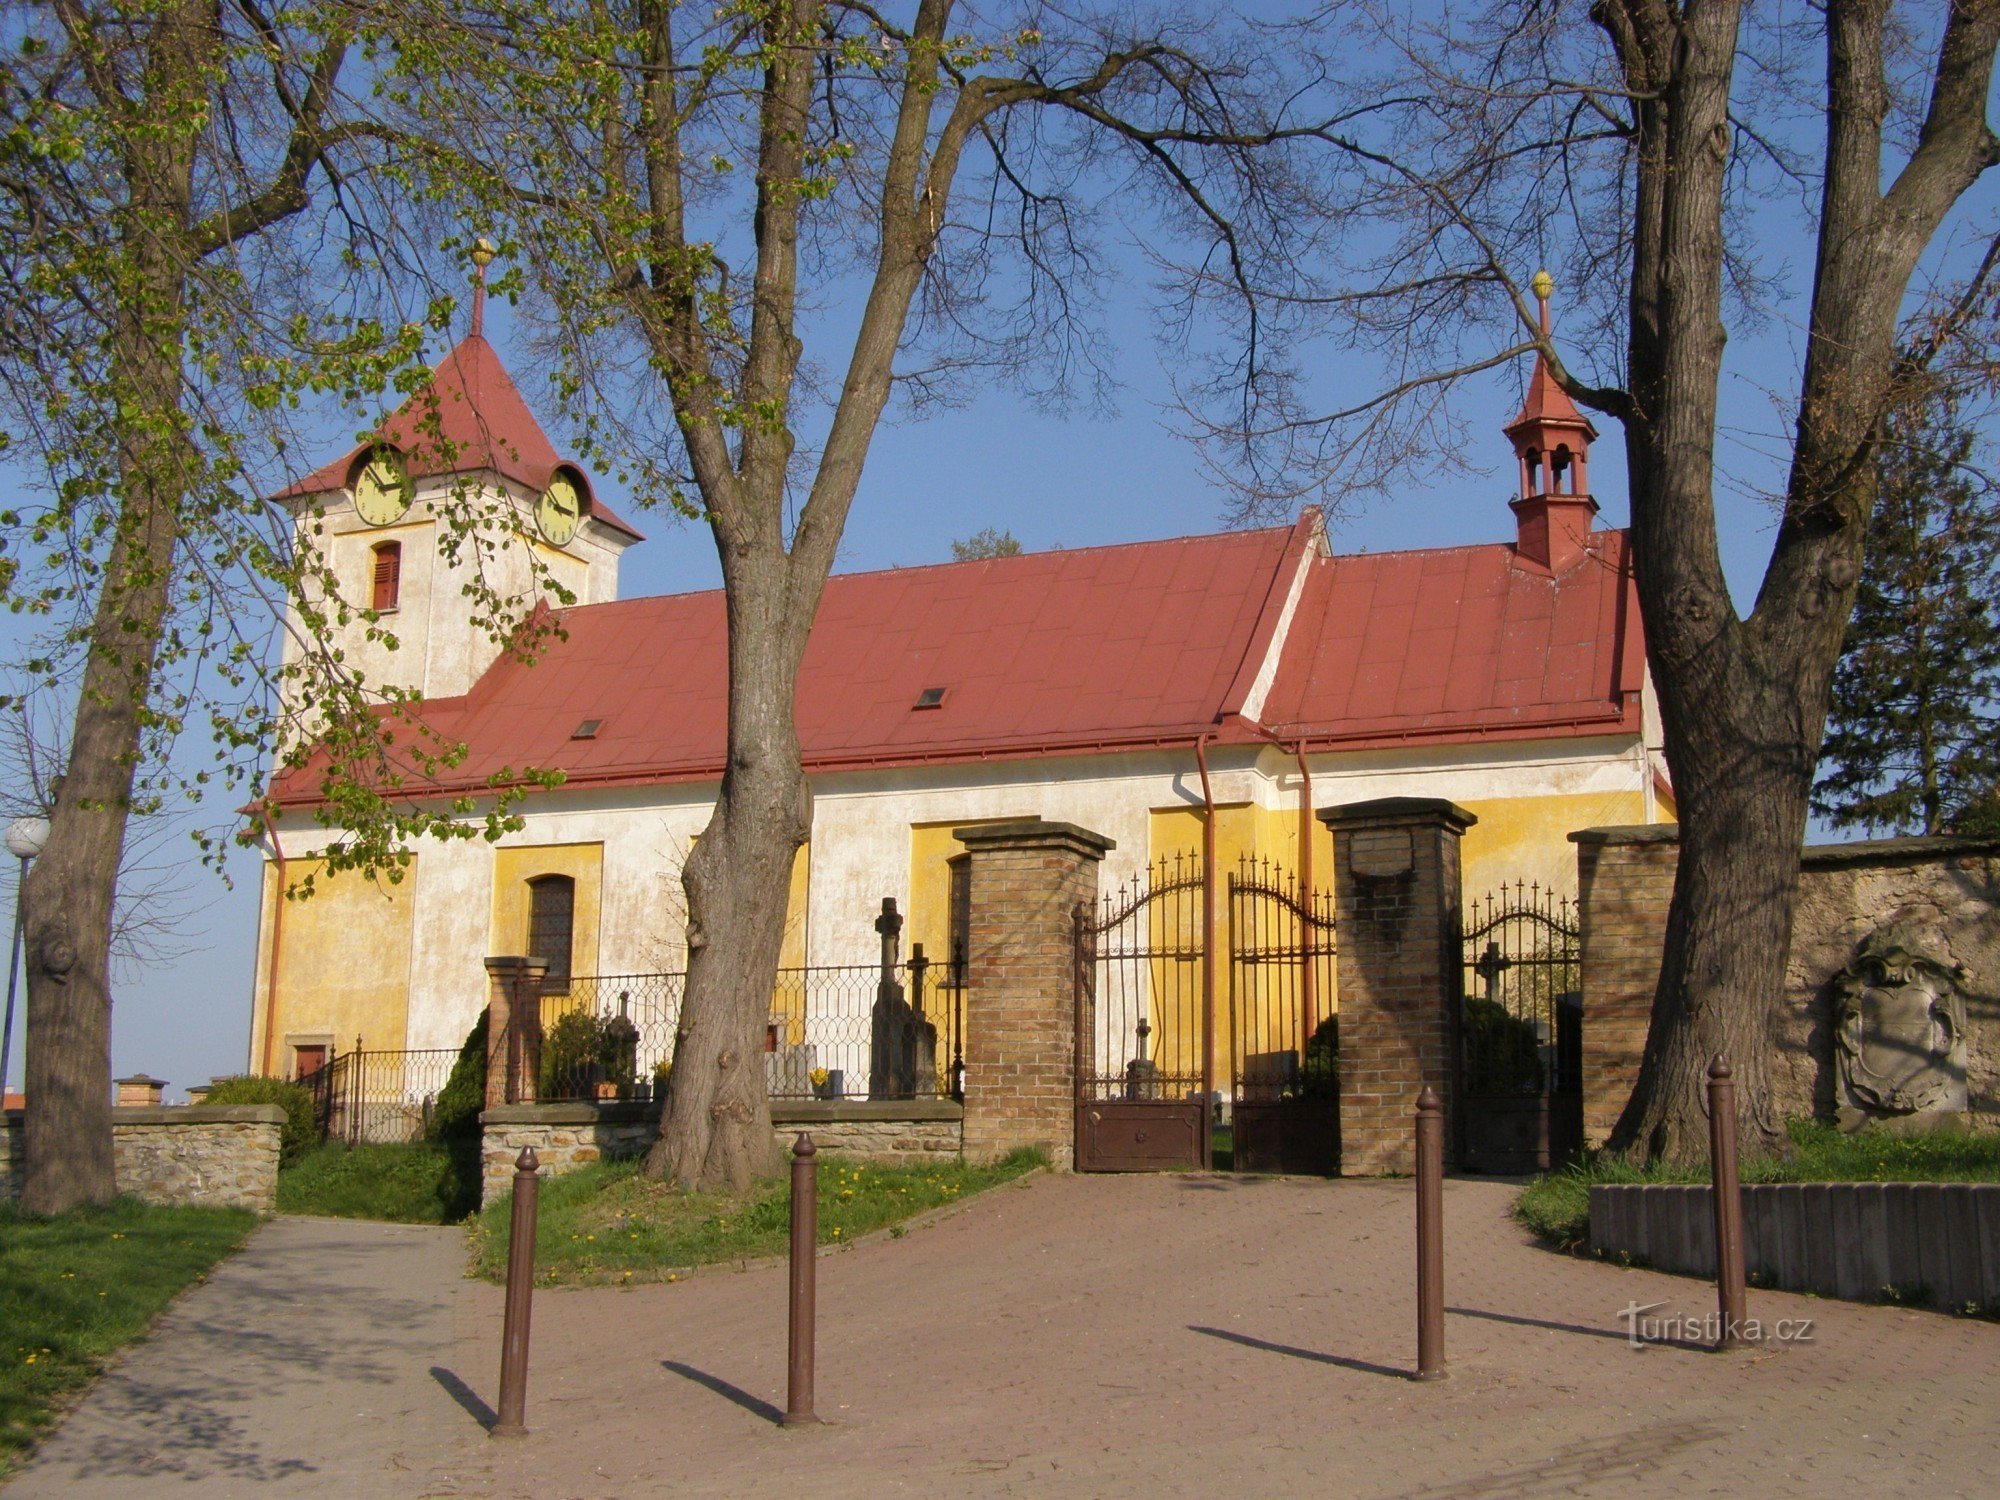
[261,857,417,1067]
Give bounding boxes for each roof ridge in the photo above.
[548,519,1306,614]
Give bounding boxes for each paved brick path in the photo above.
[13,1173,1999,1496]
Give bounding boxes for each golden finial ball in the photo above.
[1531,269,1554,302]
[470,237,496,270]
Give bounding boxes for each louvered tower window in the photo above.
[371,541,402,612]
[527,874,575,993]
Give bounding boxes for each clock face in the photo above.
[537,471,583,547]
[352,447,413,526]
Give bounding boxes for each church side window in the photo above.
[527,874,575,993]
[371,541,402,612]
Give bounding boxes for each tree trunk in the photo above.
[1607,648,1814,1163]
[20,381,187,1214]
[646,549,812,1192]
[20,1,203,1214]
[1596,0,2000,1164]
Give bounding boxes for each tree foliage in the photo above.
[1816,394,2000,836]
[378,0,1307,1189]
[951,527,1024,560]
[0,0,566,1210]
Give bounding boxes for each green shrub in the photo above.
[540,1008,603,1097]
[1301,1014,1338,1095]
[428,1007,489,1145]
[426,1008,489,1219]
[540,1008,641,1098]
[1459,998,1544,1094]
[201,1075,317,1165]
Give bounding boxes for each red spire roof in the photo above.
[1504,278,1596,442]
[1505,352,1594,437]
[276,333,643,541]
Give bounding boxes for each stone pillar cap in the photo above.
[952,819,1116,857]
[1318,797,1476,833]
[484,954,553,972]
[1569,824,1678,846]
[115,1074,169,1087]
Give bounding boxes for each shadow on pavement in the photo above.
[662,1361,785,1425]
[1188,1325,1412,1380]
[1447,1305,1708,1352]
[429,1367,497,1430]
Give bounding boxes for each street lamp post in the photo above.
[0,815,51,1108]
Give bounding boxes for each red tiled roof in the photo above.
[270,515,1646,807]
[1258,531,1640,748]
[276,334,643,542]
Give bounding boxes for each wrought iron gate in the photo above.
[1228,858,1339,1174]
[1458,884,1583,1173]
[1074,854,1209,1172]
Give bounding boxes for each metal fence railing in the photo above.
[536,954,962,1105]
[303,1044,460,1145]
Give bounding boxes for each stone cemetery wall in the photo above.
[1573,829,2000,1141]
[480,1098,964,1203]
[0,1105,284,1212]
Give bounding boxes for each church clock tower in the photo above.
[274,244,642,707]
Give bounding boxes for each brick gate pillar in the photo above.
[953,820,1115,1169]
[1570,825,1678,1146]
[483,956,551,1107]
[1320,798,1476,1175]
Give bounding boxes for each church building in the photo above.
[247,277,1672,1092]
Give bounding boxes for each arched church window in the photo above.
[372,541,402,612]
[527,874,575,992]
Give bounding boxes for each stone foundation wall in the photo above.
[1572,829,2000,1140]
[1,1105,284,1212]
[480,1099,964,1202]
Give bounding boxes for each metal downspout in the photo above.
[1194,734,1217,1170]
[256,802,288,1078]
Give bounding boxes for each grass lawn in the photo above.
[0,1199,256,1477]
[277,1141,471,1224]
[1516,1118,2000,1249]
[469,1148,1046,1286]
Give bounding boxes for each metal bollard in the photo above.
[785,1133,819,1427]
[1708,1055,1748,1350]
[491,1145,540,1437]
[1414,1086,1446,1381]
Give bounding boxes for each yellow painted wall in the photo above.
[1143,805,1260,1089]
[492,844,604,1029]
[773,844,812,1043]
[261,857,417,1069]
[907,817,1024,975]
[1457,790,1653,904]
[492,842,603,973]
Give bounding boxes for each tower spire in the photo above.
[470,237,495,340]
[1503,270,1598,571]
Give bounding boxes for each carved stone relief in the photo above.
[1830,921,1968,1131]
